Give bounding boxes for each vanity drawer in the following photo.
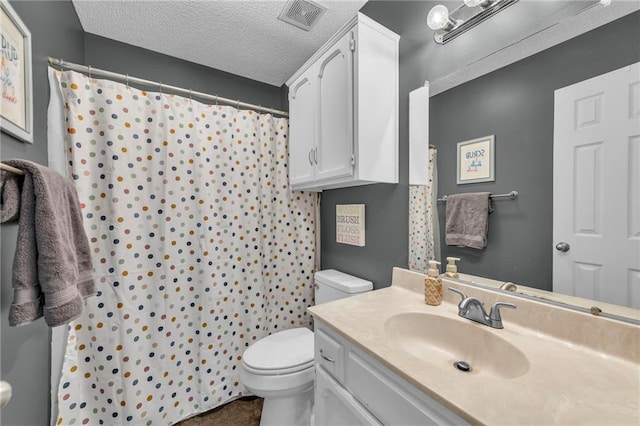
[315,325,345,383]
[345,350,468,426]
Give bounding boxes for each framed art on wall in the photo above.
[1,0,33,144]
[457,135,494,184]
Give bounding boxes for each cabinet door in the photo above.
[316,30,354,182]
[314,366,382,426]
[346,348,469,425]
[288,67,316,186]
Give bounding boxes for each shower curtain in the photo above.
[50,69,316,425]
[409,147,440,271]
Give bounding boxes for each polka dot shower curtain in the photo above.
[408,147,440,271]
[52,70,316,425]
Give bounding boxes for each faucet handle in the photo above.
[447,287,466,303]
[489,302,517,328]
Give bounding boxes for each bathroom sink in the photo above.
[384,312,530,379]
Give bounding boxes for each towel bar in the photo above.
[0,163,25,176]
[438,190,518,203]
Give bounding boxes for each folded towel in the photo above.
[4,160,95,327]
[445,192,494,250]
[0,170,21,223]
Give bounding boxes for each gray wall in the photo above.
[83,34,284,112]
[1,4,283,425]
[1,2,85,425]
[320,3,640,290]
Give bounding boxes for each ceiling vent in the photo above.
[278,0,327,31]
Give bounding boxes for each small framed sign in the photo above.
[457,135,494,184]
[1,0,33,144]
[336,204,365,247]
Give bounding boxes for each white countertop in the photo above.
[308,268,640,425]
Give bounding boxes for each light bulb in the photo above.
[426,5,451,30]
[463,0,483,6]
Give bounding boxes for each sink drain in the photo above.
[453,361,472,372]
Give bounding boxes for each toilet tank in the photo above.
[314,269,373,305]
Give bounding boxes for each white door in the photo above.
[316,30,354,183]
[553,62,640,308]
[288,67,316,186]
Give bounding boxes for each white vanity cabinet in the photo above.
[314,320,469,426]
[286,13,399,191]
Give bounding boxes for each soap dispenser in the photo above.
[424,260,442,306]
[444,257,461,279]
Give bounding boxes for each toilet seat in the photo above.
[242,327,314,375]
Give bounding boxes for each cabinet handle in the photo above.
[319,349,335,363]
[308,150,314,166]
[314,148,318,165]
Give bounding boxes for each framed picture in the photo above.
[456,135,495,184]
[1,0,33,144]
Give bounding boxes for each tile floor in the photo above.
[176,397,263,426]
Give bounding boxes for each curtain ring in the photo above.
[189,88,192,101]
[159,82,162,94]
[125,74,129,90]
[88,65,92,79]
[59,59,65,72]
[215,96,219,107]
[236,99,240,110]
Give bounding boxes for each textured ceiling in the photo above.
[72,0,639,88]
[72,0,367,87]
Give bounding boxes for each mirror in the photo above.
[409,3,640,322]
[451,273,640,324]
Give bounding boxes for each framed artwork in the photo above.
[1,0,33,144]
[336,204,365,247]
[457,135,494,184]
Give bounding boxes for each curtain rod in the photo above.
[47,57,289,118]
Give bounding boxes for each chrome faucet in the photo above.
[448,288,516,329]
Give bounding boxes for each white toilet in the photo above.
[240,269,373,426]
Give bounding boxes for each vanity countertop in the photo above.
[308,268,640,425]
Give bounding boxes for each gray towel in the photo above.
[4,160,95,327]
[0,170,21,223]
[445,192,494,250]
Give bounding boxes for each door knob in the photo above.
[555,242,570,252]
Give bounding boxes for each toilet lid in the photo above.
[242,327,314,373]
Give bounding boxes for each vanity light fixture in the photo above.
[426,0,519,44]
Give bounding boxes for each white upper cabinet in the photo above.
[286,13,399,191]
[288,67,316,186]
[316,31,354,183]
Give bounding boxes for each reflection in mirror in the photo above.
[453,274,640,325]
[409,5,640,323]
